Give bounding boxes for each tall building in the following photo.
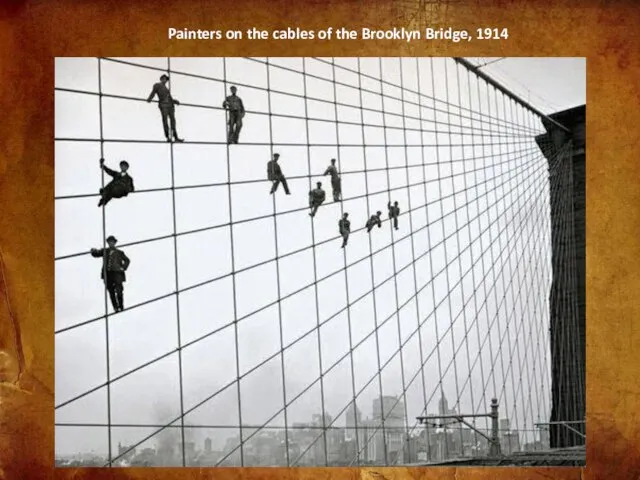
[438,394,457,416]
[346,401,362,440]
[438,395,449,415]
[117,442,136,463]
[501,431,521,455]
[372,396,405,425]
[500,419,511,433]
[371,396,406,464]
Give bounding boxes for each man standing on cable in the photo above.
[366,211,383,233]
[388,201,400,230]
[308,181,326,217]
[222,86,245,144]
[323,158,342,202]
[146,74,184,143]
[267,153,291,195]
[339,212,350,248]
[90,235,130,313]
[97,158,134,207]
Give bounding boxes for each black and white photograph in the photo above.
[54,57,586,467]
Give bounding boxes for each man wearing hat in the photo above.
[267,153,291,195]
[97,157,135,207]
[323,158,342,202]
[90,236,131,312]
[222,86,245,144]
[146,74,184,143]
[308,181,326,217]
[366,211,383,233]
[338,212,351,248]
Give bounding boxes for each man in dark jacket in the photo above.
[308,181,326,217]
[147,74,184,143]
[339,212,351,248]
[323,158,342,202]
[366,211,383,233]
[98,158,135,207]
[90,235,130,312]
[388,201,400,230]
[267,153,291,195]
[222,86,245,144]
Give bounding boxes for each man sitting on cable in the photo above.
[97,158,134,207]
[366,211,383,233]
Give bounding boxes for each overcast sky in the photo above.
[467,57,586,114]
[54,57,583,464]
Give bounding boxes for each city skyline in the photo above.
[56,392,546,466]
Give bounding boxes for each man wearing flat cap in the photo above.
[222,86,245,144]
[97,157,135,207]
[267,152,291,195]
[147,74,184,143]
[90,235,130,313]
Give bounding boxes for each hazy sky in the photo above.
[54,57,582,464]
[467,57,586,114]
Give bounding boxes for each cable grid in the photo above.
[54,57,582,467]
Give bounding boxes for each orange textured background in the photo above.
[1,0,638,478]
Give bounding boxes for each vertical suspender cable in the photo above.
[329,58,359,466]
[302,57,329,467]
[428,57,450,460]
[97,57,113,467]
[467,64,490,436]
[379,57,410,464]
[442,58,465,452]
[265,58,290,466]
[166,57,187,467]
[522,104,546,442]
[411,57,431,460]
[505,96,532,446]
[483,77,511,435]
[473,72,498,431]
[222,58,245,466]
[355,57,388,465]
[452,59,479,450]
